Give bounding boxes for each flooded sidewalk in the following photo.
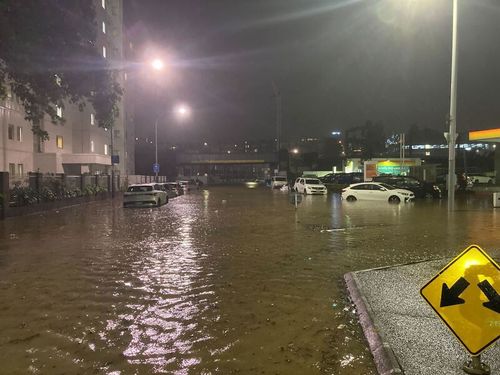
[346,258,499,375]
[0,186,499,374]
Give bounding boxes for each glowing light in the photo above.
[292,148,299,154]
[151,58,164,71]
[174,104,191,119]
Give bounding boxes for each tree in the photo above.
[0,0,122,140]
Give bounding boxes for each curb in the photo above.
[344,272,404,375]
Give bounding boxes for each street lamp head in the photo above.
[151,58,164,71]
[174,103,191,119]
[292,148,299,154]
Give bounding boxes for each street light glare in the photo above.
[174,104,191,119]
[151,58,164,70]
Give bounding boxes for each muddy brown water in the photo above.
[0,186,498,374]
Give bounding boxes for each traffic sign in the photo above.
[153,163,160,174]
[420,245,499,355]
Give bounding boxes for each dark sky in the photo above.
[124,0,500,143]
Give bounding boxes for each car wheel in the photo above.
[166,196,169,204]
[388,195,401,204]
[156,199,161,207]
[346,195,356,202]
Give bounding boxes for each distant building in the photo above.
[0,0,131,178]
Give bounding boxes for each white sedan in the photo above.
[469,175,495,185]
[294,177,327,195]
[342,182,414,204]
[123,183,168,207]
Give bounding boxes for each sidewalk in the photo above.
[345,260,499,375]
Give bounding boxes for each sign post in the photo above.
[289,192,302,209]
[153,163,160,181]
[420,245,499,374]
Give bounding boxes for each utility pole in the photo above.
[110,125,115,198]
[399,133,405,175]
[272,81,282,172]
[447,0,458,210]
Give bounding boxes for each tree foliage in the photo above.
[0,0,122,140]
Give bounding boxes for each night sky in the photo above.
[124,0,500,143]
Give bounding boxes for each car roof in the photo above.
[129,183,156,187]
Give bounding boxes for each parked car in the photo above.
[271,176,288,189]
[325,172,363,185]
[319,173,342,184]
[436,174,473,193]
[341,182,415,204]
[294,177,327,195]
[159,183,178,199]
[123,183,168,207]
[469,175,495,185]
[166,182,183,196]
[178,180,191,192]
[372,175,441,199]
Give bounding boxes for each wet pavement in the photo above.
[0,186,499,374]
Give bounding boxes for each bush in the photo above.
[10,185,39,206]
[82,185,106,196]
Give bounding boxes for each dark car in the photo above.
[372,175,441,199]
[333,172,364,185]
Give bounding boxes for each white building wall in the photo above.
[0,91,35,176]
[0,0,127,176]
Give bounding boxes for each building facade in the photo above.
[0,0,131,179]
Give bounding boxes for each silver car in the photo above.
[123,183,168,207]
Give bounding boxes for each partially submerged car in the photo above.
[372,175,441,199]
[342,182,414,204]
[294,177,327,195]
[123,183,168,207]
[159,183,179,199]
[270,176,288,189]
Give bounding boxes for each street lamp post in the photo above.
[151,58,164,182]
[447,0,458,210]
[154,117,159,181]
[149,58,191,182]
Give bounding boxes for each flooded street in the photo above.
[0,186,499,374]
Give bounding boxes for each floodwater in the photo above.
[0,186,499,374]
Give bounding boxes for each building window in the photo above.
[102,46,106,58]
[8,163,15,176]
[90,140,94,153]
[17,164,23,176]
[90,113,95,125]
[102,21,106,34]
[8,124,14,140]
[56,105,63,118]
[102,0,105,9]
[56,136,63,149]
[104,144,108,155]
[16,126,22,142]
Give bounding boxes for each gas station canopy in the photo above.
[469,128,500,143]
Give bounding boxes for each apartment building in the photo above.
[0,0,132,178]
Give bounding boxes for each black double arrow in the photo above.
[440,277,499,313]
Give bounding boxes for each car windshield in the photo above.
[127,185,153,192]
[274,177,287,181]
[378,183,396,190]
[306,179,320,184]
